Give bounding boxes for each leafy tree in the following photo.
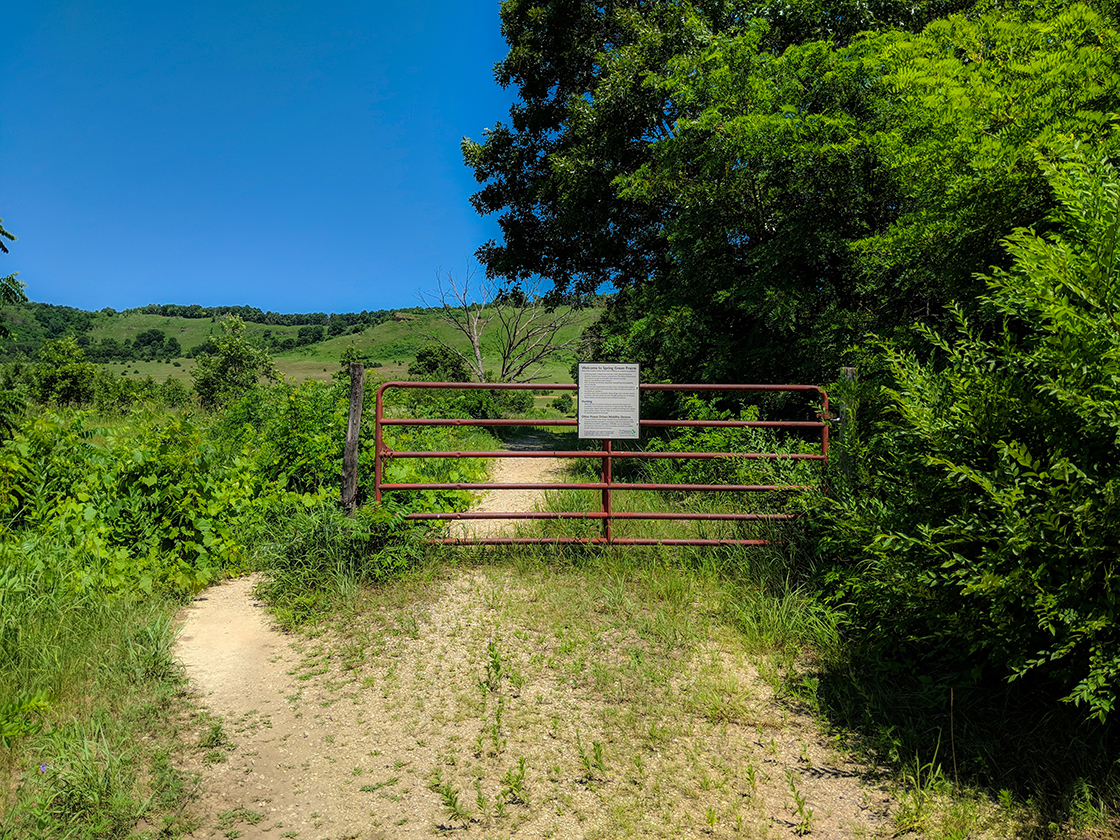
[135,328,165,350]
[466,1,1120,385]
[0,220,28,340]
[31,303,93,339]
[297,324,325,346]
[408,344,472,382]
[551,393,574,414]
[32,337,99,406]
[331,343,374,383]
[821,141,1120,722]
[191,316,279,409]
[0,221,29,435]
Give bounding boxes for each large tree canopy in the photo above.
[464,0,1120,384]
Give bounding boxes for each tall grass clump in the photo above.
[250,496,429,629]
[0,535,195,837]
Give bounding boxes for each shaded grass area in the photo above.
[812,650,1120,837]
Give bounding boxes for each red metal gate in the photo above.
[373,382,828,546]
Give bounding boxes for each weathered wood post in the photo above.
[341,361,365,517]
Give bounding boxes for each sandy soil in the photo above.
[448,438,565,540]
[174,451,900,840]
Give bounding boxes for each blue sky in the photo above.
[2,1,516,313]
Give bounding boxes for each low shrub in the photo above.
[250,496,427,628]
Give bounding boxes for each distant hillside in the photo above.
[0,299,605,384]
[272,303,600,384]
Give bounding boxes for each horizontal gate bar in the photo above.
[384,449,824,461]
[430,537,774,546]
[378,381,820,393]
[379,417,825,429]
[405,511,798,521]
[380,482,811,492]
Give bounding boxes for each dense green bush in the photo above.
[191,315,278,409]
[819,142,1120,722]
[408,343,472,381]
[32,337,99,406]
[0,411,260,593]
[210,379,492,513]
[1,343,193,414]
[641,396,820,493]
[551,393,574,414]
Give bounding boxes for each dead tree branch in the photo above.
[418,265,581,382]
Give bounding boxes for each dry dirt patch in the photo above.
[175,566,899,840]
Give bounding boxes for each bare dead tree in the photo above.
[417,265,493,381]
[417,264,583,382]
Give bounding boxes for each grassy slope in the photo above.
[90,311,223,349]
[4,302,600,385]
[90,305,599,384]
[272,306,598,384]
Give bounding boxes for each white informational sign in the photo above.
[578,363,640,440]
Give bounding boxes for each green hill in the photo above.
[1,299,603,385]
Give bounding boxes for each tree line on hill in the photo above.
[132,303,394,329]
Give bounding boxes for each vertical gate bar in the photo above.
[821,389,830,462]
[374,384,385,503]
[602,439,613,543]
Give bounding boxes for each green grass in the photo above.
[272,304,597,383]
[84,302,601,385]
[102,357,196,382]
[88,311,220,350]
[0,543,204,837]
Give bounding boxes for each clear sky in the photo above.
[2,1,516,314]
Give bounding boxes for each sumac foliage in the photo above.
[820,142,1120,722]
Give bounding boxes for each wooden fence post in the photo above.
[341,362,365,517]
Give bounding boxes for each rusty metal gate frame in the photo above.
[373,381,829,546]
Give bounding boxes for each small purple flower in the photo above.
[39,763,47,773]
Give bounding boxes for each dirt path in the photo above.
[449,433,565,540]
[174,452,901,840]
